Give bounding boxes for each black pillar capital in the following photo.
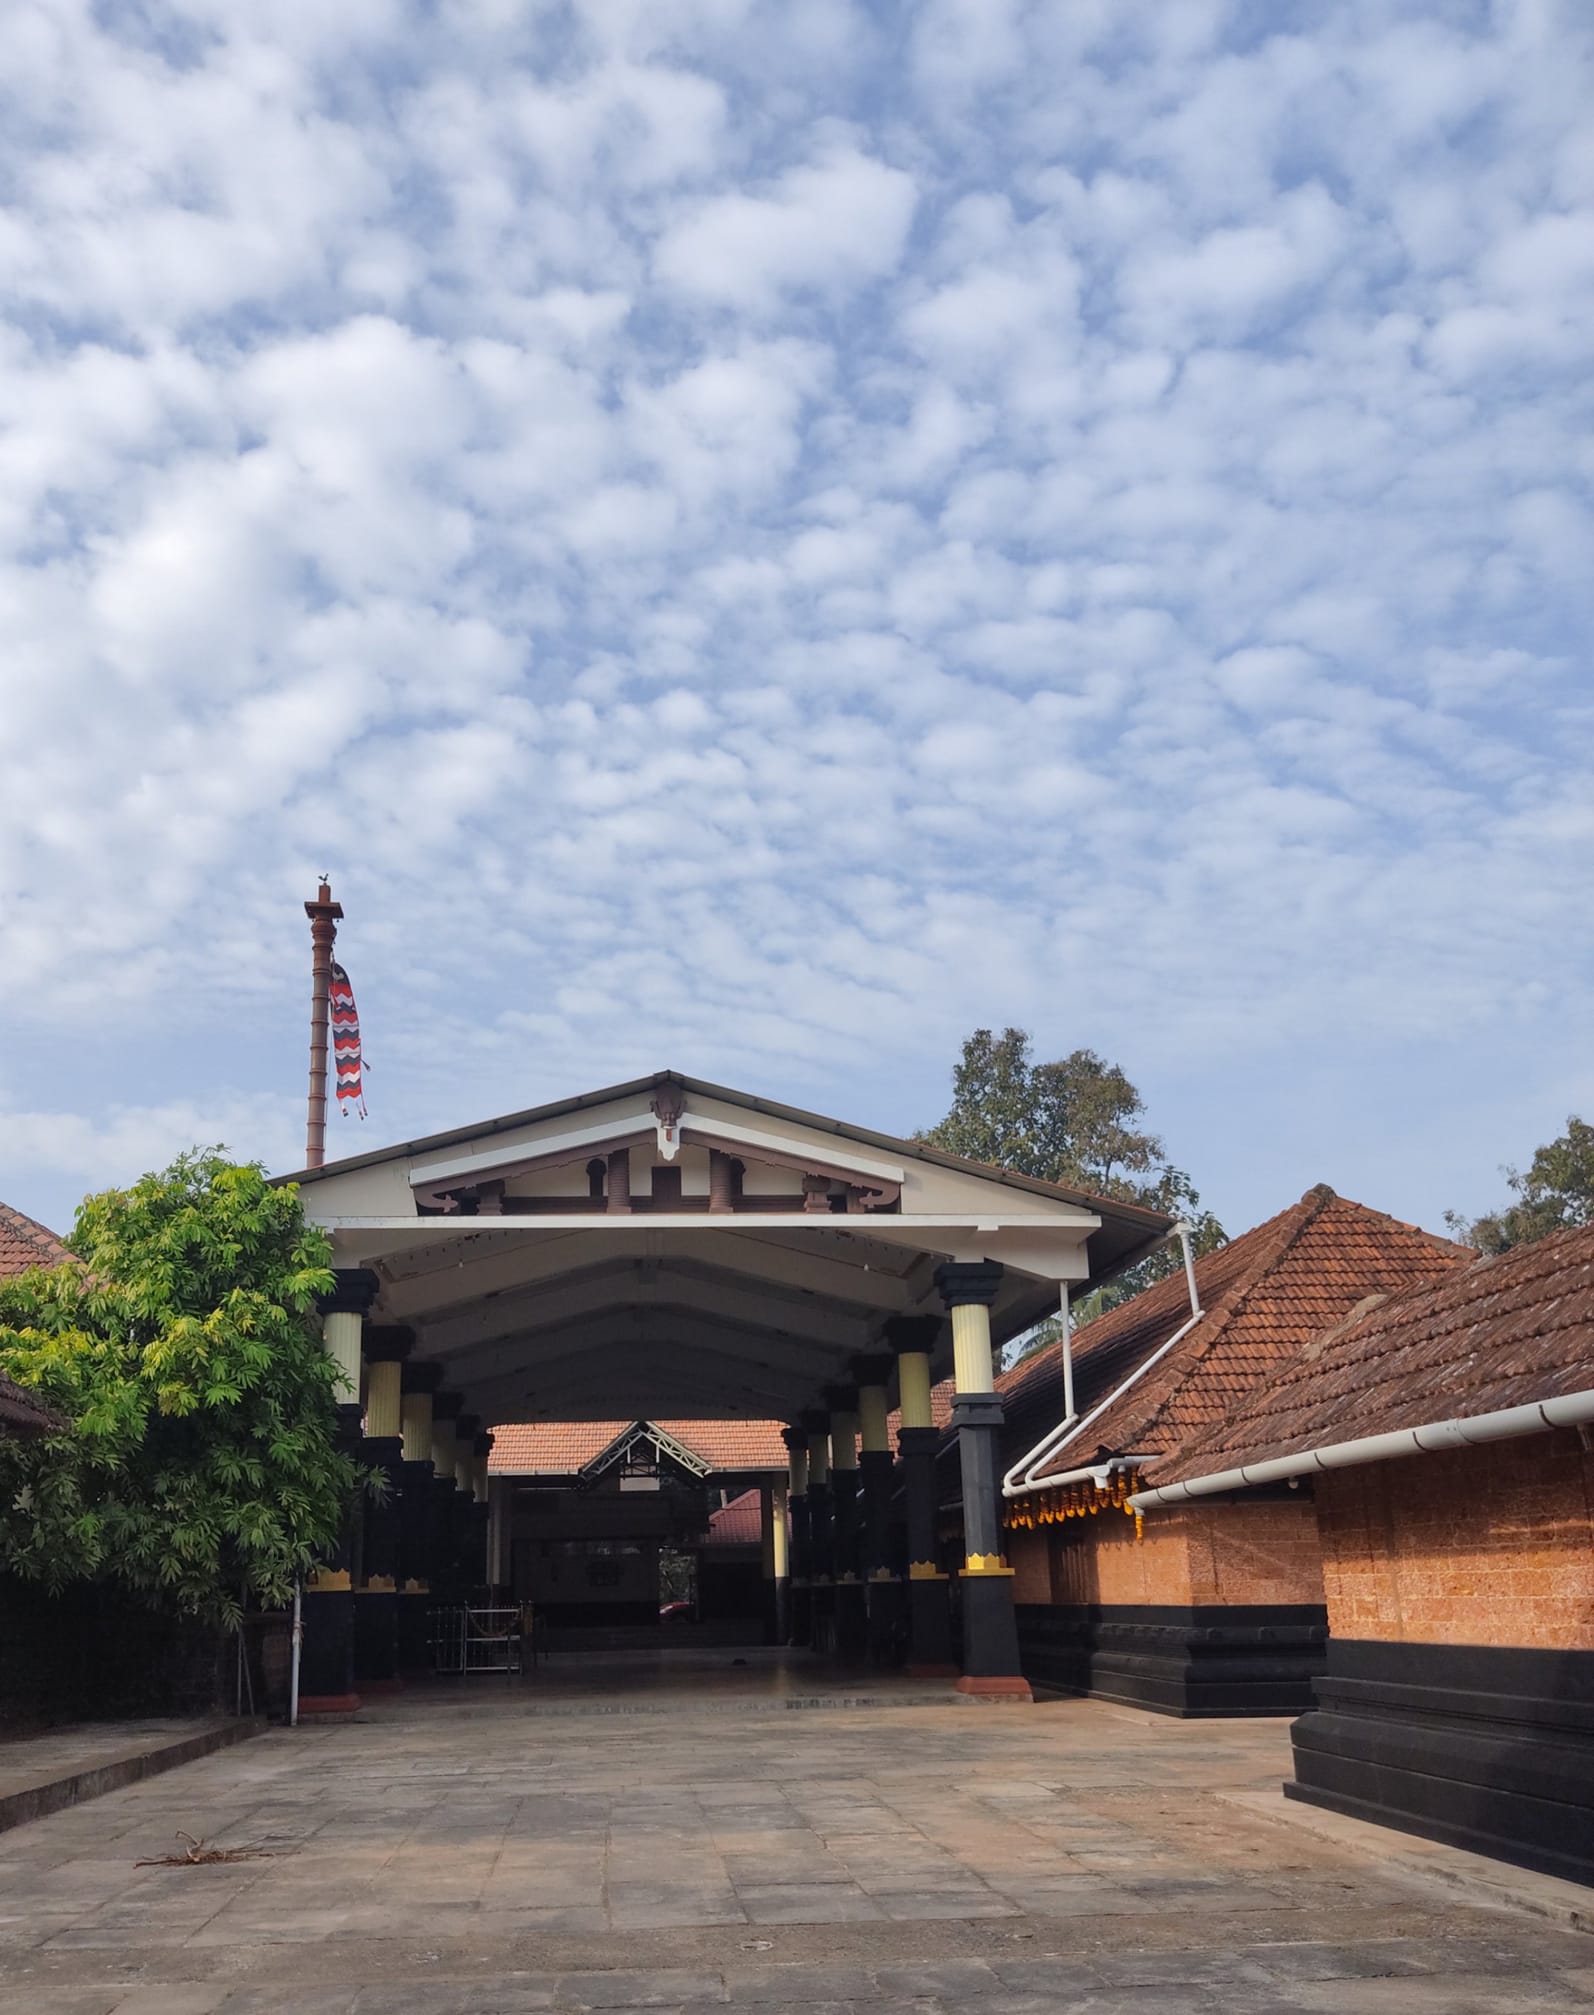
[402,1360,445,1394]
[851,1352,894,1390]
[454,1411,481,1443]
[822,1382,858,1417]
[363,1324,414,1363]
[781,1424,808,1458]
[433,1390,464,1422]
[933,1260,1004,1310]
[800,1406,830,1439]
[883,1314,942,1354]
[319,1268,380,1317]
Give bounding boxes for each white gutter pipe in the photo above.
[1129,1389,1594,1510]
[1003,1223,1202,1499]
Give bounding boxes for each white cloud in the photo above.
[655,143,917,310]
[0,0,1589,1247]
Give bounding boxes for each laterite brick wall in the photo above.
[1316,1429,1594,1649]
[1010,1495,1325,1610]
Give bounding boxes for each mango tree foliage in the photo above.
[0,1153,358,1623]
[921,1028,1226,1353]
[1447,1116,1594,1253]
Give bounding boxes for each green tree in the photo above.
[0,1152,361,1624]
[921,1028,1225,1350]
[1446,1116,1594,1254]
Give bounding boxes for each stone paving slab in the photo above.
[0,1716,260,1833]
[0,1669,1590,2013]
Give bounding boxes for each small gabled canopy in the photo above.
[288,1070,1171,1430]
[582,1420,713,1483]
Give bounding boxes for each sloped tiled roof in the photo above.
[703,1488,764,1547]
[0,1201,70,1278]
[1004,1186,1472,1481]
[1154,1222,1594,1486]
[0,1201,70,1434]
[489,1418,788,1476]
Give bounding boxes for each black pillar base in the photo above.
[834,1579,868,1663]
[907,1574,956,1673]
[952,1393,1028,1692]
[299,1580,359,1711]
[790,1582,813,1648]
[867,1576,905,1667]
[399,1591,433,1674]
[301,1401,364,1712]
[958,1573,1028,1693]
[810,1584,836,1657]
[353,1589,401,1694]
[774,1575,791,1646]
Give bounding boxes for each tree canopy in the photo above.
[920,1028,1225,1341]
[0,1152,359,1624]
[1446,1116,1593,1254]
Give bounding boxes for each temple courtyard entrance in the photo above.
[3,1666,1590,2014]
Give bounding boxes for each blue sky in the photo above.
[1,0,1590,1243]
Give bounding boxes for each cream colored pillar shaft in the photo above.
[431,1418,458,1479]
[788,1442,808,1496]
[323,1310,363,1401]
[365,1360,403,1440]
[759,1485,777,1580]
[830,1410,859,1472]
[806,1428,830,1485]
[951,1302,996,1394]
[771,1481,789,1578]
[897,1350,934,1429]
[858,1384,890,1453]
[401,1390,433,1464]
[472,1453,489,1505]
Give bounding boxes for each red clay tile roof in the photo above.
[703,1488,764,1546]
[0,1201,70,1278]
[489,1418,788,1476]
[0,1202,69,1434]
[1152,1222,1594,1486]
[1004,1186,1472,1481]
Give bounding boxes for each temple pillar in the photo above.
[803,1409,835,1655]
[300,1268,378,1715]
[758,1484,780,1644]
[430,1393,464,1605]
[783,1427,812,1648]
[854,1354,901,1667]
[353,1325,409,1696]
[398,1362,441,1673]
[887,1313,955,1676]
[937,1261,1030,1699]
[827,1386,867,1663]
[453,1413,483,1594]
[771,1480,790,1644]
[470,1431,494,1590]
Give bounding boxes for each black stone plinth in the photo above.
[953,1393,1025,1686]
[300,1402,364,1710]
[1288,1638,1594,1886]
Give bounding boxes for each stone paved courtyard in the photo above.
[1,1651,1590,2014]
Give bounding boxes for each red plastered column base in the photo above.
[954,1674,1033,1700]
[296,1693,363,1717]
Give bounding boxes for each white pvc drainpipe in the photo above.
[1128,1389,1594,1510]
[1003,1222,1202,1499]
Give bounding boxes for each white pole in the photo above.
[289,1579,303,1728]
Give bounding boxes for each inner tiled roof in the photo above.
[1002,1185,1471,1478]
[0,1200,70,1279]
[0,1201,70,1433]
[1154,1221,1594,1485]
[489,1418,789,1476]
